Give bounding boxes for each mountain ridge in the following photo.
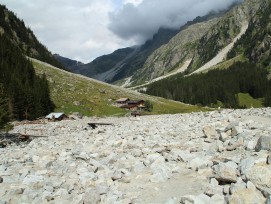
[0,4,65,70]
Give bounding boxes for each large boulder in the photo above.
[245,165,271,195]
[255,136,271,151]
[213,161,238,184]
[203,126,218,139]
[239,157,255,175]
[150,157,172,183]
[229,188,266,204]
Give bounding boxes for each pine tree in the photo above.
[0,84,9,131]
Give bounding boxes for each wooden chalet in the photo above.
[120,100,145,110]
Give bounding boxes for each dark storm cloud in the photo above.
[109,0,243,43]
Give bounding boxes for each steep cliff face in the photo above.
[189,0,265,72]
[132,18,220,85]
[130,0,268,86]
[228,0,271,67]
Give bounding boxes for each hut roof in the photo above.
[45,112,66,119]
[128,100,144,105]
[116,98,130,103]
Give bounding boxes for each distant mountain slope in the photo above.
[227,0,271,67]
[0,4,65,70]
[59,28,180,83]
[75,47,136,81]
[130,0,267,86]
[53,54,84,72]
[55,4,238,86]
[131,18,220,85]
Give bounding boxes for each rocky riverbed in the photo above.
[1,108,271,204]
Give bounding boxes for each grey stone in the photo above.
[230,178,246,194]
[255,136,271,151]
[268,152,271,165]
[223,185,230,195]
[213,161,238,183]
[0,176,3,183]
[226,137,244,151]
[177,150,195,163]
[150,157,172,183]
[23,174,44,185]
[203,126,218,139]
[205,178,223,196]
[187,157,211,171]
[210,194,225,204]
[246,140,255,150]
[246,181,256,191]
[95,182,109,195]
[229,188,266,204]
[83,188,101,204]
[133,162,146,173]
[180,194,210,204]
[225,121,239,132]
[216,140,224,152]
[245,165,271,190]
[220,132,229,142]
[163,197,177,204]
[111,170,123,181]
[239,157,255,175]
[254,151,269,165]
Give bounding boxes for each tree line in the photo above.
[0,34,54,129]
[143,62,271,108]
[0,4,66,70]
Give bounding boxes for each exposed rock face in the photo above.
[130,0,270,87]
[0,108,271,203]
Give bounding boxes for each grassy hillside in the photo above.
[31,58,206,116]
[237,93,263,108]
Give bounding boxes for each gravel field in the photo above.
[1,108,271,203]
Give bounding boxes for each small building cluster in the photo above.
[116,98,145,111]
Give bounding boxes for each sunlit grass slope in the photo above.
[31,58,207,116]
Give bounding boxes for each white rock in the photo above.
[133,162,146,173]
[150,157,172,183]
[203,126,218,139]
[187,157,211,171]
[23,175,44,185]
[83,188,101,204]
[210,194,225,204]
[246,181,256,191]
[220,132,229,142]
[163,197,177,204]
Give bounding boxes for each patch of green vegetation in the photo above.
[32,59,207,117]
[237,93,263,108]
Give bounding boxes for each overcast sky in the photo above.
[0,0,242,63]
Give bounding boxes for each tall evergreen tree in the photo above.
[0,33,55,120]
[0,84,9,130]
